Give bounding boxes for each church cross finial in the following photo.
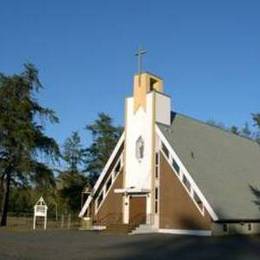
[135,47,147,74]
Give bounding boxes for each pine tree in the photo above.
[57,131,88,212]
[230,126,239,135]
[240,122,252,138]
[252,114,260,129]
[252,113,260,143]
[84,113,122,186]
[0,64,60,226]
[63,131,85,172]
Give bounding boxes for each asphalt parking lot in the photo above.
[0,230,260,259]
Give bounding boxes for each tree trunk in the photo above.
[0,174,4,209]
[0,168,11,226]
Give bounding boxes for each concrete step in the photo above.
[79,225,106,231]
[130,224,158,235]
[138,224,154,229]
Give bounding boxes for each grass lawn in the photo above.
[0,229,260,259]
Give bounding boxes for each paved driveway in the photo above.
[0,230,260,259]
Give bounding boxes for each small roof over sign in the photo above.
[34,196,47,208]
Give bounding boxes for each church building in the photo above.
[79,71,260,236]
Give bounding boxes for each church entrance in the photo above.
[129,195,146,226]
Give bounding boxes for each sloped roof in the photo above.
[158,113,260,221]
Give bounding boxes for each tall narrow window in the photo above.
[155,153,159,165]
[155,187,158,200]
[106,177,112,193]
[155,201,158,214]
[97,192,103,208]
[193,191,203,209]
[155,152,159,179]
[183,175,191,191]
[155,187,159,214]
[115,161,121,173]
[155,166,159,179]
[161,143,169,158]
[172,159,180,174]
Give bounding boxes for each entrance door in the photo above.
[129,196,146,226]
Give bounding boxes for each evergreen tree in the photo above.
[252,114,260,129]
[57,131,88,213]
[252,113,260,143]
[206,120,226,130]
[63,131,85,172]
[85,113,123,186]
[240,122,252,138]
[0,64,59,226]
[230,126,239,135]
[57,171,87,212]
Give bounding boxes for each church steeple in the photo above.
[133,48,164,112]
[133,73,163,112]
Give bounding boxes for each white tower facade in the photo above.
[122,73,171,225]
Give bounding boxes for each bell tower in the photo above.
[124,72,171,189]
[122,70,171,224]
[133,73,163,112]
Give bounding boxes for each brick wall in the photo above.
[159,153,212,230]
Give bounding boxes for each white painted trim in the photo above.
[114,188,150,194]
[153,137,161,228]
[129,194,148,198]
[158,228,212,236]
[156,125,218,221]
[79,132,125,217]
[95,158,123,214]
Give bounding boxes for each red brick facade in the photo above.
[159,153,212,230]
[94,170,123,225]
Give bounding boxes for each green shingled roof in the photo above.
[158,113,260,221]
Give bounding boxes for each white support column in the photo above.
[44,215,47,230]
[33,215,36,230]
[123,194,129,224]
[146,193,152,224]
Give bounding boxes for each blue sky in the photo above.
[0,0,259,146]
